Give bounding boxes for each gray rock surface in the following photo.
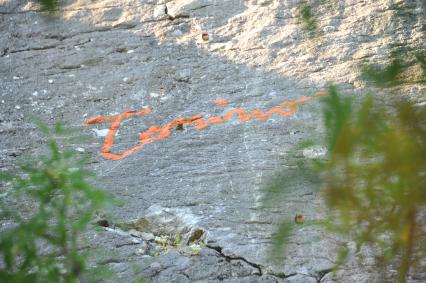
[1,0,425,282]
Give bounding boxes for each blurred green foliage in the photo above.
[270,10,426,280]
[322,85,352,151]
[266,85,425,282]
[37,0,59,12]
[320,86,426,283]
[0,123,112,282]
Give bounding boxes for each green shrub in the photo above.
[266,85,425,282]
[0,123,111,283]
[320,86,426,283]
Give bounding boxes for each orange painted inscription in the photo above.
[83,92,325,160]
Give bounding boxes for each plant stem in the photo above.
[398,208,416,283]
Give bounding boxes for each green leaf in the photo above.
[271,222,293,258]
[321,84,352,153]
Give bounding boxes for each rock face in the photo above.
[1,0,425,282]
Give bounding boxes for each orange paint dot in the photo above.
[215,98,228,107]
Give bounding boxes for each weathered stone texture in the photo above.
[1,0,425,282]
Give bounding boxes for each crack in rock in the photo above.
[205,244,312,280]
[205,244,263,276]
[316,268,333,283]
[9,44,60,54]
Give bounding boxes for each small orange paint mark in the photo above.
[215,98,228,106]
[83,93,325,160]
[313,91,326,98]
[202,33,209,41]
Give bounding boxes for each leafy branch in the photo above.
[0,122,112,283]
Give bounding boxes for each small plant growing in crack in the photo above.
[33,0,61,14]
[174,234,182,247]
[189,244,200,256]
[299,1,317,34]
